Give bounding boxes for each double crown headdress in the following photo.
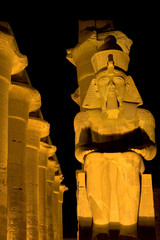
[82,32,143,109]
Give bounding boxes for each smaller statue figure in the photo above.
[74,33,156,239]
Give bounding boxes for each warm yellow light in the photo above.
[68,20,157,239]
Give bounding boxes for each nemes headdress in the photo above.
[82,32,143,109]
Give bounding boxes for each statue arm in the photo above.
[74,111,96,164]
[131,108,157,160]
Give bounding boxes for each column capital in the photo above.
[27,117,50,138]
[47,160,57,182]
[54,174,64,183]
[39,141,57,157]
[26,118,50,149]
[9,83,41,118]
[39,142,57,167]
[53,175,64,193]
[59,184,68,192]
[0,22,28,75]
[59,184,68,203]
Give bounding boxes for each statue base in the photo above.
[78,222,157,240]
[76,174,160,240]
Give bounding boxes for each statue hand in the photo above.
[130,145,156,161]
[75,146,96,164]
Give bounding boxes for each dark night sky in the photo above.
[1,4,160,238]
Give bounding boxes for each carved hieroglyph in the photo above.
[67,20,157,235]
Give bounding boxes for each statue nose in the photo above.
[108,80,115,90]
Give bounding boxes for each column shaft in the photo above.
[0,78,10,240]
[39,166,47,239]
[58,185,66,240]
[39,142,56,240]
[7,84,41,240]
[47,160,57,240]
[8,117,26,239]
[26,146,39,240]
[52,175,63,240]
[47,181,54,240]
[26,118,49,240]
[0,24,27,239]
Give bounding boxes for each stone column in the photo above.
[38,142,56,240]
[46,159,57,240]
[58,185,68,240]
[66,34,97,109]
[0,23,27,239]
[26,117,50,240]
[8,84,41,240]
[53,175,64,240]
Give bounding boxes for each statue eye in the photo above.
[113,77,125,86]
[98,77,109,86]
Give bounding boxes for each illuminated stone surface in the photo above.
[26,117,49,240]
[0,22,65,240]
[139,174,155,220]
[0,22,27,240]
[58,184,68,240]
[38,141,56,240]
[46,158,67,240]
[53,175,66,240]
[47,159,57,240]
[76,170,92,226]
[8,84,41,240]
[67,20,157,239]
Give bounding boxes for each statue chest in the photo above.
[88,112,139,136]
[84,111,150,152]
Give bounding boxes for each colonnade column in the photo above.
[26,117,49,240]
[0,24,27,239]
[46,159,57,240]
[38,141,56,240]
[7,83,41,240]
[53,175,64,240]
[58,185,68,240]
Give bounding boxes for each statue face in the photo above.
[96,69,126,110]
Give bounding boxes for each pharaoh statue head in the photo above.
[82,33,143,118]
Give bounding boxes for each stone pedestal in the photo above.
[7,83,41,240]
[0,24,27,239]
[38,141,56,240]
[26,117,49,240]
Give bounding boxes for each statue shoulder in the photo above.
[137,108,155,126]
[74,109,101,129]
[74,110,90,129]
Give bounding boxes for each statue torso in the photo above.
[83,109,150,152]
[88,109,139,135]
